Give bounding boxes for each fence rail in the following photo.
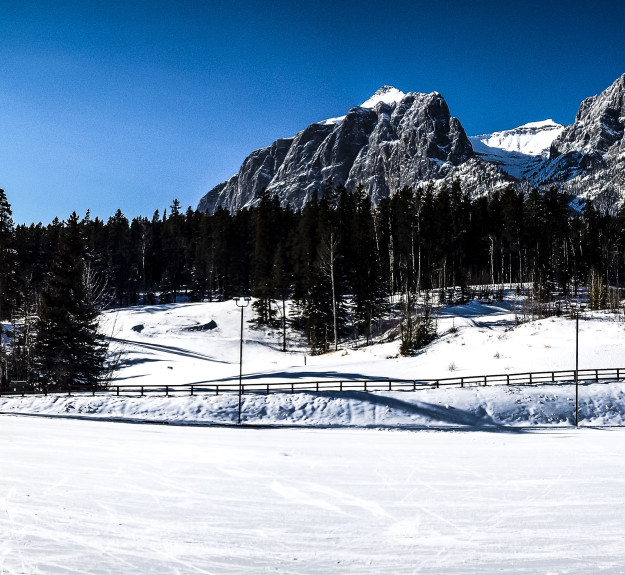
[1,368,624,398]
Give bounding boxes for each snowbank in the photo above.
[2,381,625,427]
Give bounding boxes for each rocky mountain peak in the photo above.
[198,73,625,216]
[360,86,406,109]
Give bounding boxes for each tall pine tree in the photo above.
[32,213,106,391]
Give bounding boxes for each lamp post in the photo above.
[571,301,586,427]
[235,296,251,424]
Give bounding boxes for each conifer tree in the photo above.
[32,213,106,391]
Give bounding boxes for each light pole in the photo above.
[235,296,251,425]
[571,301,586,427]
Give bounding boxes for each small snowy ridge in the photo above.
[316,115,345,126]
[471,119,564,157]
[360,86,406,109]
[2,382,625,427]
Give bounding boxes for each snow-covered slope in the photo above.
[470,120,564,179]
[3,298,625,427]
[93,299,624,387]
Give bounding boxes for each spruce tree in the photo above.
[32,213,106,391]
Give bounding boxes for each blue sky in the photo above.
[1,0,624,224]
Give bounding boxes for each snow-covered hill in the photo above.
[2,298,624,427]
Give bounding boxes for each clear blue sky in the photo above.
[1,0,624,224]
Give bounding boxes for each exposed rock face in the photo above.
[532,74,625,186]
[199,87,504,213]
[348,92,476,203]
[198,137,293,214]
[198,74,625,214]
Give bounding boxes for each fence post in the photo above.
[165,385,169,397]
[116,386,119,396]
[413,380,416,391]
[92,385,95,397]
[267,384,270,395]
[529,373,532,385]
[436,380,439,389]
[506,374,510,386]
[596,369,599,382]
[190,386,194,397]
[291,382,294,394]
[340,381,343,392]
[67,385,71,397]
[618,368,621,380]
[461,377,464,388]
[388,380,391,392]
[141,386,144,397]
[364,380,368,392]
[316,381,319,392]
[483,376,487,386]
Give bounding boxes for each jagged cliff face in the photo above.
[530,74,625,187]
[199,74,625,214]
[198,87,505,213]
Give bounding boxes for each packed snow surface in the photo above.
[2,417,625,574]
[2,299,625,573]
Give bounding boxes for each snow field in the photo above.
[2,382,625,427]
[1,417,625,574]
[99,300,625,386]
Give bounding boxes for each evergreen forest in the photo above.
[2,181,625,387]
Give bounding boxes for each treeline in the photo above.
[2,182,625,379]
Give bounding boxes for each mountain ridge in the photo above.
[199,74,625,214]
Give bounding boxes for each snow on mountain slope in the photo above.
[470,120,564,179]
[360,85,406,109]
[315,86,407,127]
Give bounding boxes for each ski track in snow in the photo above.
[1,299,625,571]
[2,419,625,574]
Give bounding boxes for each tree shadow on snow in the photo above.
[304,391,528,433]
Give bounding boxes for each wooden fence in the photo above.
[1,367,624,398]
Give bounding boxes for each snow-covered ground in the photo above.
[2,299,625,573]
[99,298,625,386]
[1,298,624,427]
[2,417,625,574]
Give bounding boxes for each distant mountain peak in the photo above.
[198,72,625,216]
[360,86,406,109]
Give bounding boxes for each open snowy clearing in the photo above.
[98,299,625,388]
[3,298,625,427]
[1,417,625,574]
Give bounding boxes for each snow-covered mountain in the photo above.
[198,86,509,213]
[199,73,625,214]
[469,120,564,179]
[531,73,625,211]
